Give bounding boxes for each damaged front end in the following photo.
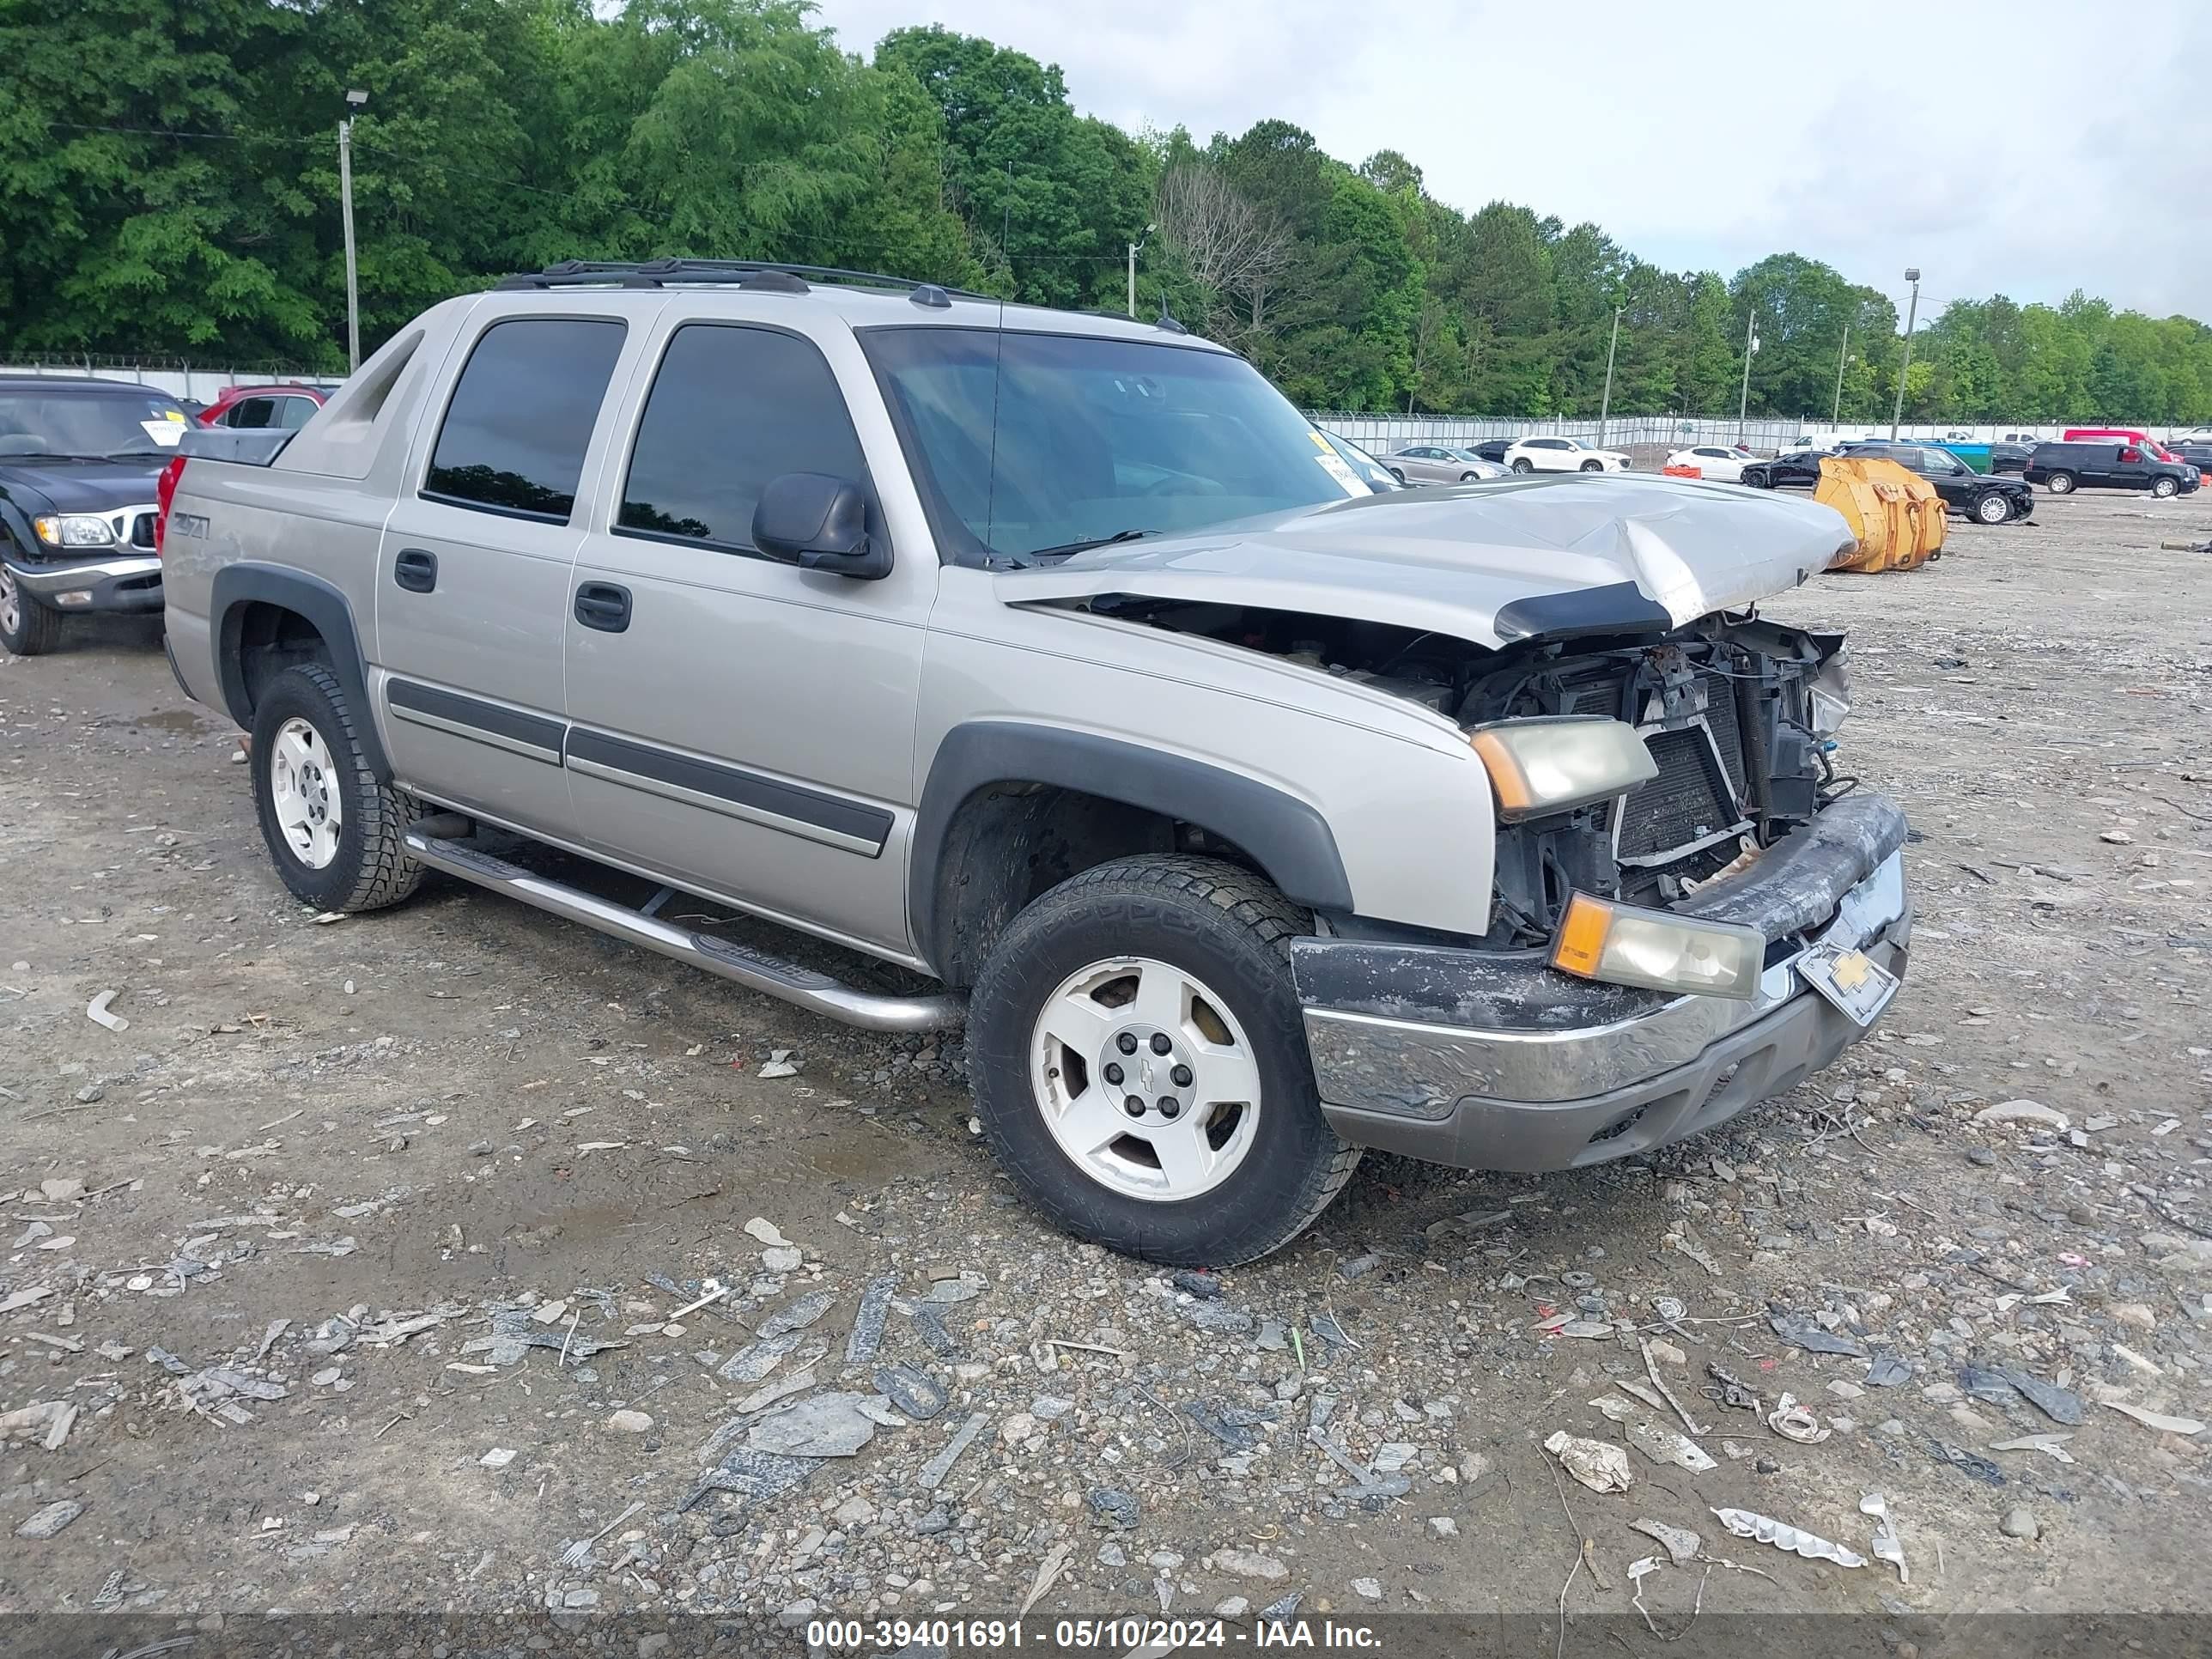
[1079,588,1908,1172]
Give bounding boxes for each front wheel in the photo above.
[967,855,1360,1266]
[250,662,427,914]
[2151,475,2179,499]
[1510,458,1534,474]
[1973,491,2014,525]
[1580,459,1603,472]
[2045,471,2075,494]
[0,565,66,655]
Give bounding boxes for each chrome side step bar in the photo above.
[401,832,965,1034]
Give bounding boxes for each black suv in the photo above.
[1746,442,2033,523]
[0,376,186,653]
[1838,441,2035,523]
[2024,441,2198,498]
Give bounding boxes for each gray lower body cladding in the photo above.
[1291,793,1911,1171]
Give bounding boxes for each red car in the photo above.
[2063,427,2179,463]
[196,383,329,430]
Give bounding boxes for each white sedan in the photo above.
[1503,435,1632,474]
[1664,444,1755,483]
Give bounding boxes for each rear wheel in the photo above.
[0,565,65,655]
[1973,490,2013,525]
[1510,458,1534,474]
[2045,471,2075,494]
[967,855,1360,1266]
[2151,475,2179,499]
[251,662,426,914]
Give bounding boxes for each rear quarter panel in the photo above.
[164,298,480,718]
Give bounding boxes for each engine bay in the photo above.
[1087,595,1849,945]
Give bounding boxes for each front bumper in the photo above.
[1293,793,1911,1172]
[3,551,164,615]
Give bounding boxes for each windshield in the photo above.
[0,391,189,459]
[860,327,1355,565]
[1322,429,1397,491]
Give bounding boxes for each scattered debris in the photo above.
[1632,1516,1702,1566]
[1545,1430,1632,1493]
[915,1413,989,1490]
[875,1364,949,1422]
[1860,1492,1907,1583]
[15,1499,83,1540]
[1711,1508,1868,1569]
[1768,1314,1869,1358]
[1767,1393,1831,1445]
[85,989,129,1032]
[1972,1099,2069,1133]
[746,1393,878,1458]
[1990,1432,2075,1465]
[2100,1401,2205,1436]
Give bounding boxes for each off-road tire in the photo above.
[2045,471,2075,494]
[1973,491,2013,525]
[2151,475,2179,499]
[0,567,65,655]
[251,662,425,913]
[968,854,1361,1266]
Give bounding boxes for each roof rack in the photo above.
[493,258,991,302]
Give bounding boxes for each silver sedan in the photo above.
[1384,444,1510,485]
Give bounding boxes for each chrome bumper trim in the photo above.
[5,552,162,593]
[1301,849,1908,1111]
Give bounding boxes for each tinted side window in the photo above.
[618,324,866,555]
[227,397,277,429]
[425,318,626,522]
[277,397,317,430]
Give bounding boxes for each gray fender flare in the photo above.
[908,720,1352,973]
[210,562,390,779]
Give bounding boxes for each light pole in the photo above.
[1597,306,1623,448]
[1126,222,1154,319]
[1888,266,1921,441]
[339,88,368,373]
[1832,323,1850,428]
[1736,307,1760,444]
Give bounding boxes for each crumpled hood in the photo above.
[997,474,1856,648]
[0,457,165,514]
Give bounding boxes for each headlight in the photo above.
[1550,892,1764,1000]
[1468,717,1658,821]
[1808,653,1852,738]
[33,513,118,548]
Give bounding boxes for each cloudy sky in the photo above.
[811,0,2210,324]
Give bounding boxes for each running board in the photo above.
[402,831,964,1034]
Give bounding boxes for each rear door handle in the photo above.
[574,581,631,633]
[393,548,438,593]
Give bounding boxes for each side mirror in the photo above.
[751,471,889,580]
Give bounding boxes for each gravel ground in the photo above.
[3,489,2210,1636]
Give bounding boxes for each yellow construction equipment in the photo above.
[1815,456,1946,572]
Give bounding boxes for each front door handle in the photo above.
[574,581,631,633]
[393,548,438,593]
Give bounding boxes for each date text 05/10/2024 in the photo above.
[807,1617,1385,1650]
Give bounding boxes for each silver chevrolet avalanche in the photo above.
[159,259,1911,1266]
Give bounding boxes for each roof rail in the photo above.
[493,258,993,301]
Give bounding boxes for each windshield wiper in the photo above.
[102,447,174,461]
[1020,528,1158,564]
